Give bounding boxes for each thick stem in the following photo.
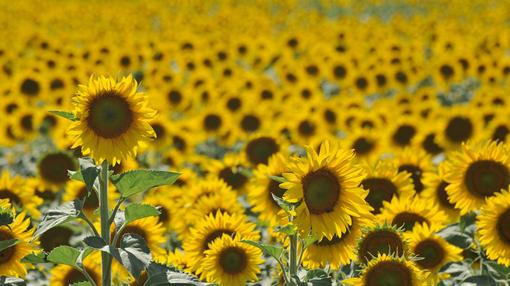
[289,234,298,280]
[100,160,111,286]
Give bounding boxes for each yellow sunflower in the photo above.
[405,223,462,284]
[281,140,371,239]
[302,212,375,270]
[477,190,510,266]
[201,235,263,286]
[342,253,426,286]
[357,224,409,264]
[36,150,78,190]
[49,252,101,286]
[207,154,251,194]
[0,211,40,278]
[247,153,291,224]
[0,170,42,219]
[360,160,415,214]
[68,74,157,165]
[443,140,510,214]
[378,195,447,232]
[63,180,118,220]
[182,212,260,278]
[395,147,434,194]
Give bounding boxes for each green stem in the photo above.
[79,214,100,237]
[100,160,111,286]
[108,197,126,226]
[79,267,98,286]
[289,234,298,280]
[112,223,128,248]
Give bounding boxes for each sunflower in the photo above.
[248,153,291,224]
[68,74,157,165]
[242,133,288,167]
[142,189,182,232]
[357,224,409,264]
[36,150,78,190]
[281,140,371,240]
[63,180,118,220]
[39,225,74,253]
[113,215,166,257]
[343,128,385,162]
[437,107,481,149]
[0,170,42,219]
[185,191,245,226]
[421,163,460,223]
[342,253,425,286]
[477,190,510,266]
[207,154,250,194]
[395,148,433,194]
[0,211,39,278]
[378,195,447,232]
[443,140,510,214]
[405,223,462,284]
[360,160,415,214]
[182,212,260,277]
[49,252,101,286]
[302,212,375,270]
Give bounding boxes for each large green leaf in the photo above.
[49,110,78,121]
[21,252,46,264]
[242,240,284,260]
[0,239,19,253]
[47,246,81,268]
[144,270,204,286]
[69,158,100,192]
[33,200,82,239]
[111,170,180,198]
[125,204,160,224]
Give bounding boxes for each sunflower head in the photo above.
[68,75,157,165]
[357,224,408,264]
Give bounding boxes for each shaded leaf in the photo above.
[0,239,18,253]
[47,246,81,267]
[21,252,46,264]
[111,170,180,198]
[33,200,82,239]
[462,275,496,285]
[144,269,204,286]
[242,240,283,260]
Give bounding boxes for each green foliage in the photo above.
[33,200,83,239]
[48,110,79,121]
[0,238,18,253]
[124,203,160,224]
[111,170,180,198]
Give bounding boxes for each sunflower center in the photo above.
[436,181,455,209]
[268,174,286,208]
[241,115,261,132]
[392,125,416,147]
[298,120,316,137]
[361,178,398,214]
[245,137,279,165]
[38,153,77,184]
[203,114,222,131]
[497,208,510,244]
[352,137,375,156]
[359,230,404,263]
[492,125,509,142]
[392,212,428,231]
[445,116,473,144]
[77,187,99,212]
[158,206,170,224]
[465,160,510,198]
[0,189,21,205]
[0,230,15,263]
[398,164,423,193]
[365,261,413,286]
[302,168,340,214]
[203,229,235,251]
[20,78,40,96]
[440,64,454,80]
[86,94,134,139]
[414,239,445,269]
[20,115,33,131]
[219,167,248,190]
[63,268,88,285]
[219,247,248,274]
[422,133,443,155]
[151,123,166,140]
[40,226,73,252]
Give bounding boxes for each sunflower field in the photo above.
[2,0,510,285]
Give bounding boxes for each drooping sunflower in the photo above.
[378,194,447,232]
[0,170,42,219]
[201,235,263,286]
[477,190,510,266]
[0,210,39,278]
[68,75,157,165]
[247,153,291,224]
[357,224,409,264]
[443,140,510,214]
[405,223,462,284]
[281,140,371,239]
[360,160,415,214]
[302,212,375,270]
[342,253,426,286]
[182,212,260,277]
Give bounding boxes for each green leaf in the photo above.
[0,209,13,226]
[83,236,107,249]
[0,277,26,286]
[274,224,297,236]
[270,175,287,184]
[271,193,295,212]
[21,252,46,264]
[33,200,82,239]
[69,158,100,193]
[125,204,160,224]
[0,239,18,253]
[97,233,151,279]
[49,110,79,121]
[302,234,318,250]
[71,282,92,286]
[111,170,180,198]
[242,240,284,260]
[144,270,204,286]
[47,246,81,267]
[462,275,496,285]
